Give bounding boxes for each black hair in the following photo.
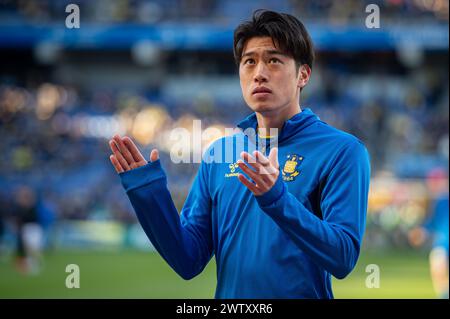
[233,9,315,71]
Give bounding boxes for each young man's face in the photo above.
[239,36,306,115]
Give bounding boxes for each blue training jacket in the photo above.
[119,108,371,298]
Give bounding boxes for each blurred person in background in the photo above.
[36,190,57,251]
[108,10,370,298]
[0,197,4,262]
[13,186,44,274]
[409,168,449,298]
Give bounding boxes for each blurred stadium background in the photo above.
[0,0,448,298]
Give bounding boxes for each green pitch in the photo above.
[0,249,436,298]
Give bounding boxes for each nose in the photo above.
[253,62,268,83]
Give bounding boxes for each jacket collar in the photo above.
[236,108,320,144]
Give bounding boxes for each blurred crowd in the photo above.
[0,51,447,234]
[0,1,448,259]
[0,0,448,24]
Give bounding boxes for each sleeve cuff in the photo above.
[119,160,166,192]
[255,174,285,207]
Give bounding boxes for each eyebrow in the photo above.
[241,50,289,59]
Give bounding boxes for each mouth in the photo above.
[252,87,272,95]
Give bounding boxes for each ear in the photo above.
[297,64,311,90]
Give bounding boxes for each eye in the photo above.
[243,58,255,65]
[269,57,281,64]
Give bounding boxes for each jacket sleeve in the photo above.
[255,140,371,279]
[119,159,213,280]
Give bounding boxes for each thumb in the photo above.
[150,148,159,162]
[268,147,278,168]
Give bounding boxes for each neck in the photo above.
[256,103,302,136]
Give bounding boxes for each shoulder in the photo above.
[201,134,243,164]
[312,120,369,158]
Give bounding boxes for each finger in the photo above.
[240,152,261,171]
[109,155,124,173]
[241,152,272,177]
[109,140,130,170]
[240,151,257,164]
[237,160,269,189]
[253,150,270,166]
[122,136,145,162]
[238,174,262,195]
[113,135,135,165]
[150,149,159,162]
[259,164,276,176]
[257,161,278,175]
[252,150,277,175]
[268,147,279,168]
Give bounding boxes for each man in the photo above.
[109,10,370,298]
[13,186,43,274]
[408,168,449,298]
